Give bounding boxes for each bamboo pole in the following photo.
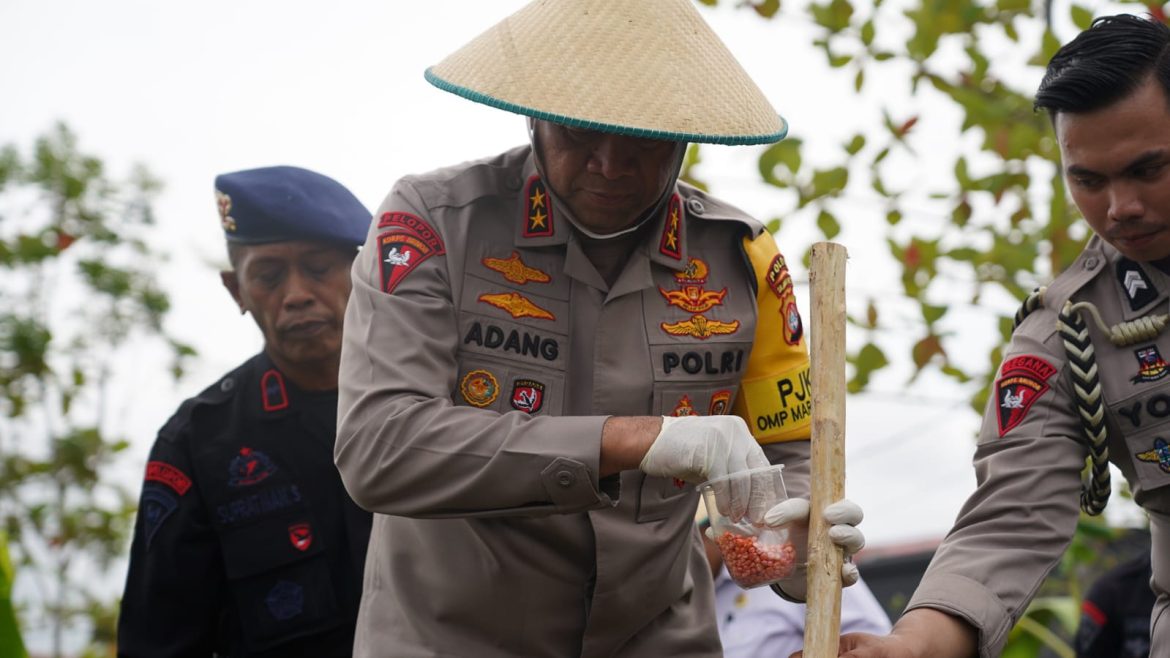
[803,241,848,657]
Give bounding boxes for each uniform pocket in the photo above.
[219,517,342,651]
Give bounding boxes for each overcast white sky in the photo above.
[1,0,1150,651]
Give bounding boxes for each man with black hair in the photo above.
[821,14,1170,658]
[118,166,373,657]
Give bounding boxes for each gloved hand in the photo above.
[764,498,865,602]
[639,415,770,521]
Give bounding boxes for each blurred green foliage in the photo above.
[0,123,193,657]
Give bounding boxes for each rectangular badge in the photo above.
[738,362,812,443]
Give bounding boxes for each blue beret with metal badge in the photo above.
[214,165,370,246]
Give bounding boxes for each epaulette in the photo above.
[405,146,530,212]
[157,366,244,444]
[676,182,765,238]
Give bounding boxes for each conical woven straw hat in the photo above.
[425,0,787,145]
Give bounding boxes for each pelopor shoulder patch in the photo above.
[995,355,1057,437]
[377,212,445,294]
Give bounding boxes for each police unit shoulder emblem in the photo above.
[660,314,740,339]
[146,461,192,496]
[1133,345,1169,383]
[216,190,236,232]
[709,390,732,416]
[523,176,554,238]
[671,394,697,417]
[510,378,546,414]
[228,446,278,487]
[658,257,728,313]
[460,369,500,408]
[478,292,556,321]
[377,212,446,295]
[483,251,552,285]
[261,369,289,412]
[141,486,179,549]
[658,194,683,260]
[765,254,803,345]
[1136,438,1170,474]
[288,522,313,551]
[995,355,1058,437]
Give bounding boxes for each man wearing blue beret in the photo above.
[117,166,373,657]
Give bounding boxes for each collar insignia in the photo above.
[660,314,740,339]
[1117,258,1158,311]
[483,251,552,285]
[658,194,683,260]
[478,292,556,321]
[523,176,554,238]
[261,369,289,412]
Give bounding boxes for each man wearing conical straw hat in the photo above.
[335,0,864,654]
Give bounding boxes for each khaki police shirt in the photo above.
[907,235,1170,658]
[335,145,813,657]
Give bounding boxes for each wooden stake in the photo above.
[803,241,848,657]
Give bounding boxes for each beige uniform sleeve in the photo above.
[735,231,812,499]
[334,181,610,518]
[906,316,1087,658]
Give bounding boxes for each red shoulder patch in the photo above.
[146,461,192,496]
[376,212,445,294]
[995,355,1057,437]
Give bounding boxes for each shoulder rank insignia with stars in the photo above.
[478,292,556,321]
[660,314,740,339]
[658,194,683,260]
[523,176,554,238]
[483,251,551,285]
[658,257,727,313]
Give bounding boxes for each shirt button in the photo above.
[556,471,575,487]
[507,175,524,191]
[1085,257,1099,269]
[686,198,705,215]
[220,378,235,392]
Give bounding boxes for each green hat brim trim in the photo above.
[425,68,788,146]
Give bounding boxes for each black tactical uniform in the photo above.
[118,353,372,657]
[1077,552,1156,658]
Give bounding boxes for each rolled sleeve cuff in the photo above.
[907,573,1013,658]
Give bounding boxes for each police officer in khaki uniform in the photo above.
[827,15,1170,658]
[334,0,865,655]
[119,166,373,657]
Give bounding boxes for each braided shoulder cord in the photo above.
[1057,302,1111,515]
[1013,287,1110,515]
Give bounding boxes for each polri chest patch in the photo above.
[995,355,1057,437]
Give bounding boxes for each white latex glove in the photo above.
[764,498,865,601]
[639,415,770,521]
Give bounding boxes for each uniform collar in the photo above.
[1098,238,1170,321]
[240,352,337,420]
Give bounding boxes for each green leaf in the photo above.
[845,135,866,156]
[757,138,803,188]
[816,209,841,239]
[1070,5,1094,30]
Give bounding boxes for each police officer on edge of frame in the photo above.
[819,14,1170,658]
[334,0,865,656]
[118,166,373,657]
